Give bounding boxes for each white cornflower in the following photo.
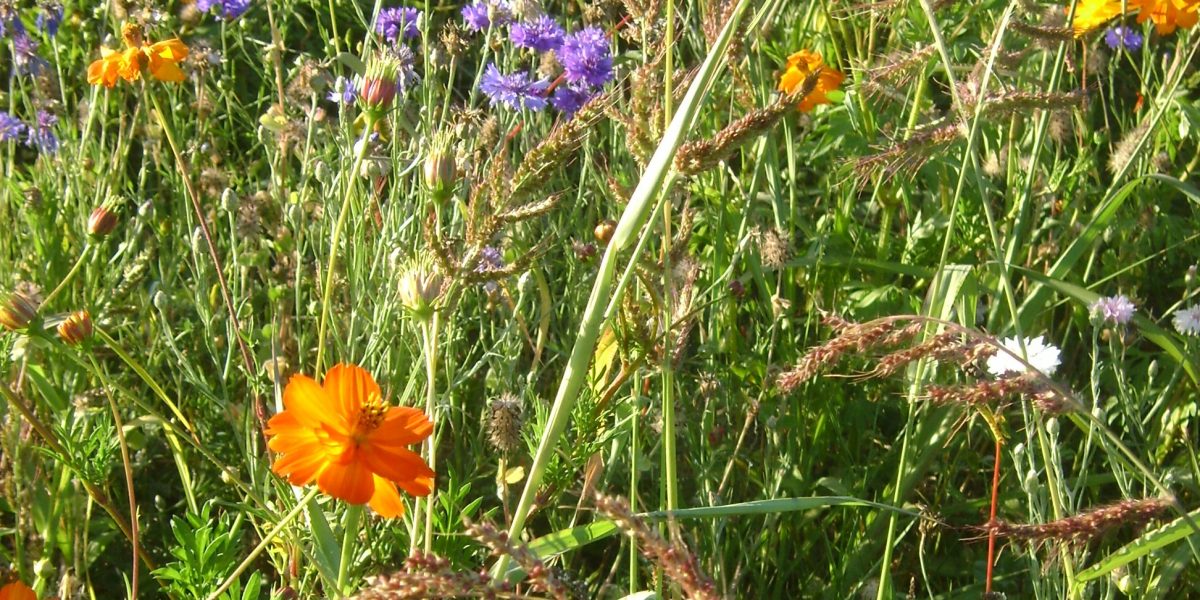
[1089,295,1136,325]
[987,335,1062,377]
[1173,306,1200,336]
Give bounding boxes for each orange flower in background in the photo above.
[777,50,845,113]
[266,363,434,518]
[87,22,189,88]
[1135,0,1200,34]
[0,582,36,600]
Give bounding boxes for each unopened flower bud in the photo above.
[88,203,119,237]
[57,310,93,345]
[1188,265,1198,290]
[0,288,40,331]
[397,257,444,321]
[361,57,400,112]
[423,135,458,198]
[593,219,616,244]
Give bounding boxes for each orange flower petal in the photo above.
[149,59,186,83]
[360,444,434,486]
[367,475,406,518]
[316,459,375,504]
[87,56,120,88]
[396,473,435,497]
[0,582,37,600]
[272,444,330,485]
[371,406,434,446]
[280,374,331,429]
[323,363,381,424]
[149,39,189,61]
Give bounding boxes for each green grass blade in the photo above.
[494,0,754,575]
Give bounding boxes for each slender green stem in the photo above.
[41,244,92,309]
[87,355,140,600]
[423,313,440,556]
[316,117,377,374]
[336,504,363,597]
[207,488,320,600]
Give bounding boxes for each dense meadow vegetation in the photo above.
[3,0,1200,597]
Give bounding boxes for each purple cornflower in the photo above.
[479,63,548,111]
[1104,25,1143,52]
[195,0,252,20]
[461,0,512,32]
[477,246,504,293]
[327,76,357,105]
[1090,295,1136,325]
[0,112,26,143]
[557,27,613,87]
[26,111,58,154]
[551,84,595,115]
[12,28,49,76]
[510,15,564,52]
[36,2,63,37]
[376,7,421,42]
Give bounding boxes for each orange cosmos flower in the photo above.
[1134,0,1200,34]
[266,363,434,518]
[0,582,36,600]
[87,23,189,88]
[777,50,845,113]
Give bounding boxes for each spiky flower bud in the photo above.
[88,200,120,237]
[0,287,41,331]
[423,132,458,199]
[397,256,444,321]
[361,56,400,113]
[57,310,93,345]
[488,393,525,455]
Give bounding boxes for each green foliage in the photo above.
[154,503,262,600]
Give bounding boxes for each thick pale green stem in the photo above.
[41,244,92,309]
[423,313,440,555]
[491,0,752,578]
[336,504,363,597]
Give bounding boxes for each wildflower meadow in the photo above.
[4,0,1200,597]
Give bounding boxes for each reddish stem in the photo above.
[985,436,1002,595]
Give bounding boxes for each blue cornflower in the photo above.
[327,76,358,105]
[461,0,512,32]
[196,0,252,20]
[479,63,548,111]
[0,112,26,143]
[36,2,63,36]
[557,27,613,87]
[476,246,504,293]
[376,7,421,42]
[510,15,564,52]
[12,29,49,76]
[1104,25,1143,51]
[26,111,58,154]
[550,84,595,115]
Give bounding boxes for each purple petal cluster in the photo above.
[1089,295,1136,325]
[550,84,596,116]
[477,246,505,293]
[510,15,564,52]
[0,112,26,143]
[462,0,512,32]
[557,26,613,87]
[1104,25,1143,52]
[12,28,49,76]
[27,111,58,154]
[480,63,548,111]
[376,6,421,42]
[195,0,252,20]
[36,2,63,37]
[327,76,358,105]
